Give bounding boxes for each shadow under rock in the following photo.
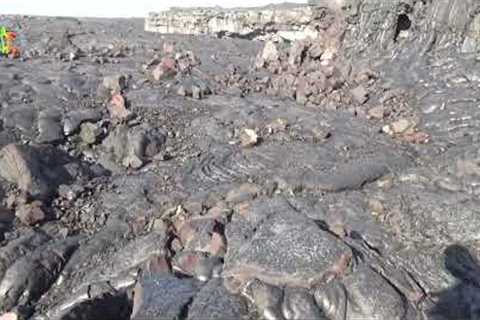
[429,244,480,320]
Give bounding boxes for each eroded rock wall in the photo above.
[146,0,480,56]
[145,3,330,40]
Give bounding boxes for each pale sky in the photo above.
[2,0,307,18]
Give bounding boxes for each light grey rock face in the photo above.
[37,108,63,144]
[146,0,480,55]
[0,237,78,311]
[145,4,322,40]
[99,124,166,170]
[282,287,323,320]
[0,144,75,198]
[63,109,102,136]
[131,274,199,320]
[242,279,285,320]
[224,200,351,288]
[187,279,248,320]
[340,0,480,58]
[314,265,413,320]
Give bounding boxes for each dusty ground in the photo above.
[0,1,480,319]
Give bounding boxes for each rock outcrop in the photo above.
[146,0,480,56]
[145,3,328,40]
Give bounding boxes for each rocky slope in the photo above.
[0,0,480,319]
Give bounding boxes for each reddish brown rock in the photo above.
[108,93,133,121]
[176,216,226,255]
[16,200,46,226]
[172,251,203,276]
[145,254,171,275]
[208,231,227,256]
[402,131,431,144]
[152,57,177,81]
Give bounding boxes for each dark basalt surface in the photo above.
[0,0,480,319]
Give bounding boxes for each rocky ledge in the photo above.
[145,2,335,40]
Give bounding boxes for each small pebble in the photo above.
[240,129,258,148]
